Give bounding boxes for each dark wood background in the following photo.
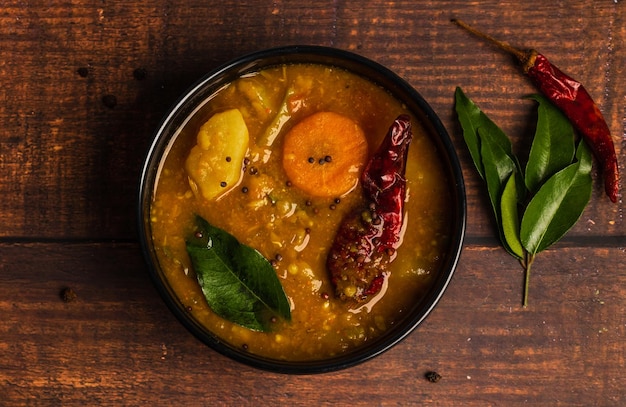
[1,1,624,405]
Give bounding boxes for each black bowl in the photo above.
[138,45,466,374]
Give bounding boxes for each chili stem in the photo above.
[451,19,534,65]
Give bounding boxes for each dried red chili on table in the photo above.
[452,18,620,203]
[327,115,412,303]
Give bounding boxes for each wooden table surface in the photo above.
[1,1,624,405]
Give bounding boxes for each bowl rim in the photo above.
[138,45,466,374]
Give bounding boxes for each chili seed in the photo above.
[324,155,332,162]
[318,158,325,165]
[361,210,373,223]
[308,157,315,163]
[225,156,232,162]
[220,181,227,187]
[334,197,341,204]
[241,186,249,193]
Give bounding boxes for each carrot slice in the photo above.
[282,112,368,197]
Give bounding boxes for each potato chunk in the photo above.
[185,109,249,201]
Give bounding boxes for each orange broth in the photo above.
[150,63,452,361]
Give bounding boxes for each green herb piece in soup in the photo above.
[185,215,291,332]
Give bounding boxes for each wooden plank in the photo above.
[0,0,622,240]
[0,242,624,405]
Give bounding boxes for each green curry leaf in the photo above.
[479,126,518,221]
[525,94,576,193]
[455,87,513,179]
[501,172,524,259]
[478,126,522,256]
[186,215,291,332]
[520,141,593,255]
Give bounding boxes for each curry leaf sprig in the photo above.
[455,87,593,307]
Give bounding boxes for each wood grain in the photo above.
[0,0,624,405]
[0,0,622,239]
[0,243,624,405]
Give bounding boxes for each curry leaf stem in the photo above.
[522,252,535,308]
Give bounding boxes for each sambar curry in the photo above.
[150,63,453,361]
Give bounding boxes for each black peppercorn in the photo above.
[425,371,442,383]
[60,287,77,303]
[133,67,147,80]
[101,94,117,109]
